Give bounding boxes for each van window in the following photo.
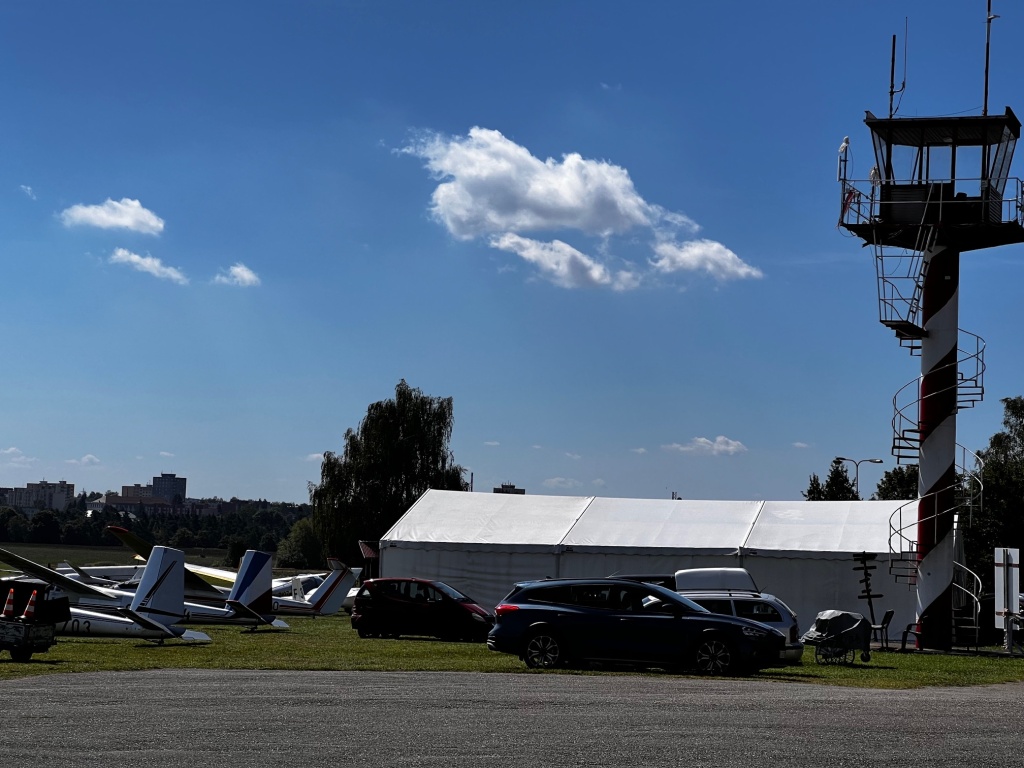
[692,598,733,615]
[735,600,782,622]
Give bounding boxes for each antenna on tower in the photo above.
[888,19,908,119]
[984,0,998,116]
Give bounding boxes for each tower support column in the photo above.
[916,243,960,650]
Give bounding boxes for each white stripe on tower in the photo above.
[915,243,959,650]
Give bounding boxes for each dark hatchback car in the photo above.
[487,578,785,674]
[351,577,494,641]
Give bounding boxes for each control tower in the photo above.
[839,86,1024,647]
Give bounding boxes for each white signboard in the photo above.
[994,547,1020,628]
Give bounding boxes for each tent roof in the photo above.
[381,490,908,555]
[384,489,591,545]
[744,500,902,555]
[562,498,761,551]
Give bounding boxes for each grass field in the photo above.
[3,615,1023,689]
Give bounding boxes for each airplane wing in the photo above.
[106,525,231,596]
[0,547,119,602]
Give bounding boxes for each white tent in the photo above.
[378,490,917,634]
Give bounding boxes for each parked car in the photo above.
[673,569,804,663]
[350,577,493,641]
[487,577,785,674]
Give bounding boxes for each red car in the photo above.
[350,578,493,641]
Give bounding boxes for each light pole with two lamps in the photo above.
[836,456,883,499]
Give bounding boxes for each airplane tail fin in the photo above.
[228,550,274,616]
[305,564,358,616]
[106,525,155,560]
[129,546,187,625]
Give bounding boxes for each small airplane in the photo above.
[0,545,209,643]
[104,525,357,617]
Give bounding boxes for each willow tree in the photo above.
[309,380,468,563]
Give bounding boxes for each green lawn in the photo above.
[3,615,1023,689]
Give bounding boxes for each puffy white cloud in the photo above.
[1,447,36,467]
[110,248,188,285]
[214,263,261,287]
[403,127,760,291]
[404,127,676,240]
[793,442,809,449]
[565,452,581,460]
[160,451,175,457]
[543,476,582,489]
[304,453,324,463]
[66,454,100,466]
[662,436,748,456]
[490,233,639,291]
[483,441,500,446]
[60,198,165,234]
[630,447,648,454]
[650,239,763,281]
[20,185,36,200]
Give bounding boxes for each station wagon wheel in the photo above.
[695,637,733,675]
[523,631,563,669]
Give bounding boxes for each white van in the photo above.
[674,568,804,663]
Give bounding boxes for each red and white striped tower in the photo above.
[916,244,960,650]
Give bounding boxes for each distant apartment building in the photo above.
[3,480,75,512]
[120,483,153,498]
[152,473,187,502]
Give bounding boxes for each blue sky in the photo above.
[2,1,1022,504]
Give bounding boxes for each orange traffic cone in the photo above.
[2,588,14,618]
[20,590,37,621]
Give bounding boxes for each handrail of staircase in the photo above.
[891,330,986,461]
[888,444,985,558]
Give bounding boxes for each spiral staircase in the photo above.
[871,229,984,648]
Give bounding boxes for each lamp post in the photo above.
[836,456,883,499]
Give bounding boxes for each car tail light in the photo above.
[494,604,520,617]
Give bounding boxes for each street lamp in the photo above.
[836,456,884,499]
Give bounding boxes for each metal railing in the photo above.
[840,177,1024,229]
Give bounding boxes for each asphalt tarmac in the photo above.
[1,670,1022,767]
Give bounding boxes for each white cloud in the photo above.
[793,442,810,449]
[1,447,36,467]
[213,263,261,287]
[543,477,582,489]
[565,452,581,460]
[304,453,324,463]
[490,233,639,291]
[630,447,648,454]
[66,454,100,466]
[650,239,763,281]
[110,248,188,285]
[20,185,36,200]
[532,444,543,450]
[403,126,673,240]
[484,441,500,447]
[592,478,606,487]
[60,198,165,234]
[402,127,763,291]
[662,436,748,456]
[160,451,175,458]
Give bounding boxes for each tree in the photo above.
[873,464,919,500]
[963,396,1024,591]
[310,380,468,563]
[801,458,858,501]
[276,518,321,568]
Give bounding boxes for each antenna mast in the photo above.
[984,0,996,116]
